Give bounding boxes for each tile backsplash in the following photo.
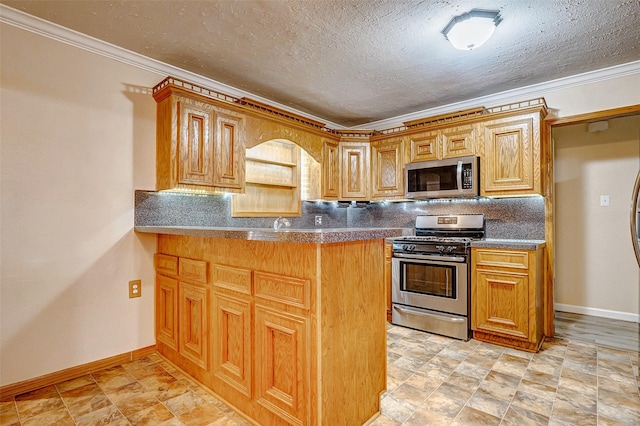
[134,190,546,240]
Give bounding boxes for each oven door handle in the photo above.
[393,253,466,262]
[393,305,466,323]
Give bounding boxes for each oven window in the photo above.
[400,261,457,299]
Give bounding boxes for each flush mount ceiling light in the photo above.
[442,9,502,51]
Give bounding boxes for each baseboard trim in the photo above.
[555,303,640,323]
[0,345,156,399]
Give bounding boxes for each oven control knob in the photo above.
[446,246,457,253]
[436,245,445,253]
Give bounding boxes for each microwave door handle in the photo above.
[456,160,463,191]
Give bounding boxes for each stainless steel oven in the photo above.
[391,214,484,340]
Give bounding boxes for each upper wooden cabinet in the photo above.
[321,140,340,200]
[479,111,542,197]
[409,130,439,162]
[340,141,370,200]
[442,125,476,159]
[153,86,245,193]
[408,124,476,162]
[371,138,405,199]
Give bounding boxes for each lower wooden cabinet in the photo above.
[471,247,545,352]
[212,293,252,398]
[178,282,209,370]
[211,264,309,425]
[255,306,308,425]
[156,274,178,351]
[154,235,387,426]
[155,254,210,372]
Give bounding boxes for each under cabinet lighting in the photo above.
[442,9,502,50]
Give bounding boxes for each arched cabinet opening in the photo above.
[232,139,321,217]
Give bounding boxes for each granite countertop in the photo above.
[471,239,546,250]
[134,226,403,244]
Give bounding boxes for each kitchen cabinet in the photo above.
[232,139,301,217]
[479,111,542,197]
[340,141,370,200]
[409,130,439,162]
[408,124,476,162]
[441,125,476,159]
[154,254,210,372]
[471,247,545,352]
[321,140,340,200]
[153,85,245,193]
[371,138,405,199]
[212,265,310,424]
[155,234,387,425]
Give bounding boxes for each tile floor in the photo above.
[1,325,639,425]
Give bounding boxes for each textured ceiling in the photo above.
[2,0,640,127]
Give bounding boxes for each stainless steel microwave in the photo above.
[404,156,479,199]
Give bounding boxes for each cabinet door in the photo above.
[212,293,252,398]
[178,282,209,370]
[213,110,245,190]
[409,131,439,162]
[473,269,529,340]
[156,274,178,351]
[322,141,340,200]
[255,306,308,426]
[371,139,404,199]
[481,113,540,196]
[340,142,370,200]
[442,126,476,158]
[177,97,215,187]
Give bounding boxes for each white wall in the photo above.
[0,24,159,386]
[554,116,640,320]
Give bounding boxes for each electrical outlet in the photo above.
[315,215,322,226]
[129,280,141,298]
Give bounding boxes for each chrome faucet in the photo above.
[273,217,291,231]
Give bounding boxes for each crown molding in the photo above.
[354,60,640,130]
[0,4,344,129]
[2,4,638,132]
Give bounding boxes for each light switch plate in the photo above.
[600,195,610,207]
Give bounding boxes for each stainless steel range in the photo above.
[391,214,485,340]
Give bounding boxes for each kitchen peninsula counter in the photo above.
[139,226,400,425]
[135,225,402,243]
